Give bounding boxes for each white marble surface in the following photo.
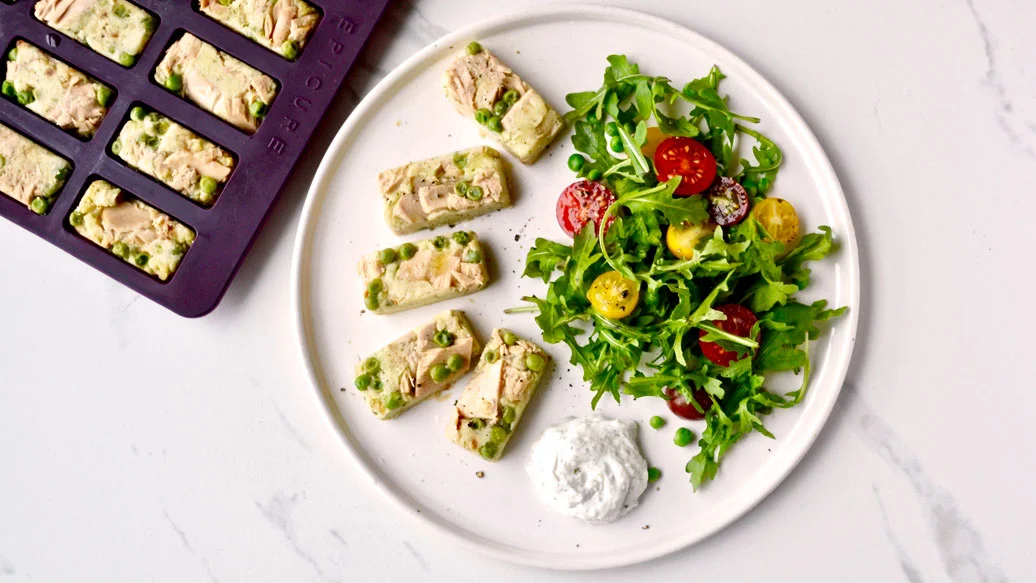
[1,0,1032,580]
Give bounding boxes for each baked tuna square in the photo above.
[443,44,564,164]
[353,310,482,420]
[447,329,550,460]
[357,230,490,314]
[378,146,511,235]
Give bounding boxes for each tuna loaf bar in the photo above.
[378,146,511,235]
[154,34,278,134]
[197,0,320,61]
[353,310,482,420]
[70,180,195,281]
[443,42,564,164]
[112,106,234,206]
[0,122,71,214]
[3,41,113,138]
[34,0,156,67]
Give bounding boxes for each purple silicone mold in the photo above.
[0,0,389,317]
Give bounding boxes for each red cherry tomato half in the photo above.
[665,386,712,420]
[705,177,750,226]
[653,137,717,196]
[556,179,617,238]
[698,304,759,367]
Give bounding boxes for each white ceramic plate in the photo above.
[291,5,859,570]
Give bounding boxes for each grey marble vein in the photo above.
[873,485,926,583]
[164,511,219,583]
[0,554,14,576]
[402,540,429,572]
[247,376,312,453]
[846,384,1009,583]
[963,0,1034,158]
[255,492,338,583]
[328,529,349,549]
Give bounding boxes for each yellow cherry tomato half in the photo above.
[753,197,800,247]
[588,271,640,319]
[666,221,715,260]
[641,126,666,160]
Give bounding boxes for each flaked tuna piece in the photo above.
[443,44,564,164]
[70,180,195,280]
[198,0,320,60]
[155,34,277,134]
[447,329,550,461]
[379,146,511,235]
[353,310,482,420]
[357,231,490,315]
[34,0,155,67]
[0,122,70,214]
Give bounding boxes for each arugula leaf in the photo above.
[523,238,572,283]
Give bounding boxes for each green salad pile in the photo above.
[512,56,847,489]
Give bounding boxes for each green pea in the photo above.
[130,106,147,121]
[502,89,519,104]
[355,373,371,390]
[433,329,454,348]
[364,295,379,311]
[163,73,183,92]
[112,241,130,258]
[370,377,383,391]
[112,3,129,17]
[453,152,467,168]
[7,47,17,61]
[484,350,498,364]
[586,169,603,181]
[399,243,416,260]
[474,108,492,125]
[111,140,122,155]
[363,357,381,373]
[16,90,34,105]
[154,120,169,135]
[249,100,267,118]
[674,427,693,447]
[69,211,84,226]
[430,363,450,383]
[433,236,448,250]
[493,99,509,117]
[379,248,398,265]
[199,176,218,195]
[56,166,71,182]
[525,353,545,372]
[605,121,619,136]
[142,15,156,32]
[567,154,586,172]
[446,354,466,372]
[489,425,508,444]
[465,185,483,201]
[29,197,48,215]
[144,135,160,149]
[501,331,517,346]
[118,52,136,67]
[368,278,383,294]
[134,253,150,267]
[647,467,662,482]
[172,242,187,256]
[486,116,503,133]
[502,406,516,425]
[465,41,482,55]
[282,40,300,61]
[479,441,498,459]
[384,391,405,410]
[466,418,485,430]
[649,415,666,430]
[610,136,623,153]
[452,231,471,245]
[453,181,469,196]
[1,81,15,97]
[462,248,481,264]
[96,86,114,107]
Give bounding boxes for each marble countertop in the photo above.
[1,0,1032,581]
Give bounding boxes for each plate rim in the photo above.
[290,3,861,570]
